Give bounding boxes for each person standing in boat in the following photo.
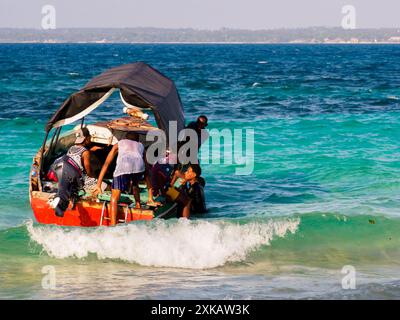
[176,115,210,180]
[186,115,209,150]
[95,132,145,226]
[51,127,106,216]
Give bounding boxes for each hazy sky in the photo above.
[1,0,399,29]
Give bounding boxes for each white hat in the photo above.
[75,127,90,144]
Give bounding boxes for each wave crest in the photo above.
[26,218,299,269]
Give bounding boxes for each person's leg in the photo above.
[145,171,154,204]
[131,173,143,209]
[109,189,121,226]
[132,185,141,209]
[181,199,192,219]
[175,191,191,219]
[151,164,159,196]
[110,175,126,226]
[153,164,165,196]
[145,172,162,206]
[54,162,79,217]
[54,175,70,217]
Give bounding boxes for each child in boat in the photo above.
[167,164,207,218]
[95,131,145,226]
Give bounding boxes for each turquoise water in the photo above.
[0,44,399,299]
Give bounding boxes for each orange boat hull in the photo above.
[30,192,154,227]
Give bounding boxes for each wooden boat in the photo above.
[29,62,185,227]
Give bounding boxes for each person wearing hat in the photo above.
[67,127,107,195]
[51,127,106,217]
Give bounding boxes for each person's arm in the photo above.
[170,170,179,186]
[89,145,103,152]
[94,144,118,194]
[82,150,94,177]
[170,169,186,187]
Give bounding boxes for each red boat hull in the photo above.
[31,191,154,227]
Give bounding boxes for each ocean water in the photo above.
[0,44,400,299]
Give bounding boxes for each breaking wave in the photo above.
[26,218,299,269]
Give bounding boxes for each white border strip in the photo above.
[52,88,116,128]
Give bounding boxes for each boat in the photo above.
[29,62,186,227]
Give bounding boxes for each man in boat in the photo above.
[185,115,209,151]
[167,163,207,218]
[177,115,209,163]
[175,115,210,181]
[95,132,145,225]
[50,127,106,217]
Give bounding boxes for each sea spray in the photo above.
[26,218,300,269]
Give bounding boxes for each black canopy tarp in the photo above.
[46,62,185,136]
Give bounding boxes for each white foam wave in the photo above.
[26,218,299,269]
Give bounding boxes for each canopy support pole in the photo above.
[37,130,50,191]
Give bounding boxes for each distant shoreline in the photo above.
[2,27,400,44]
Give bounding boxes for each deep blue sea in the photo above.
[0,44,400,299]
